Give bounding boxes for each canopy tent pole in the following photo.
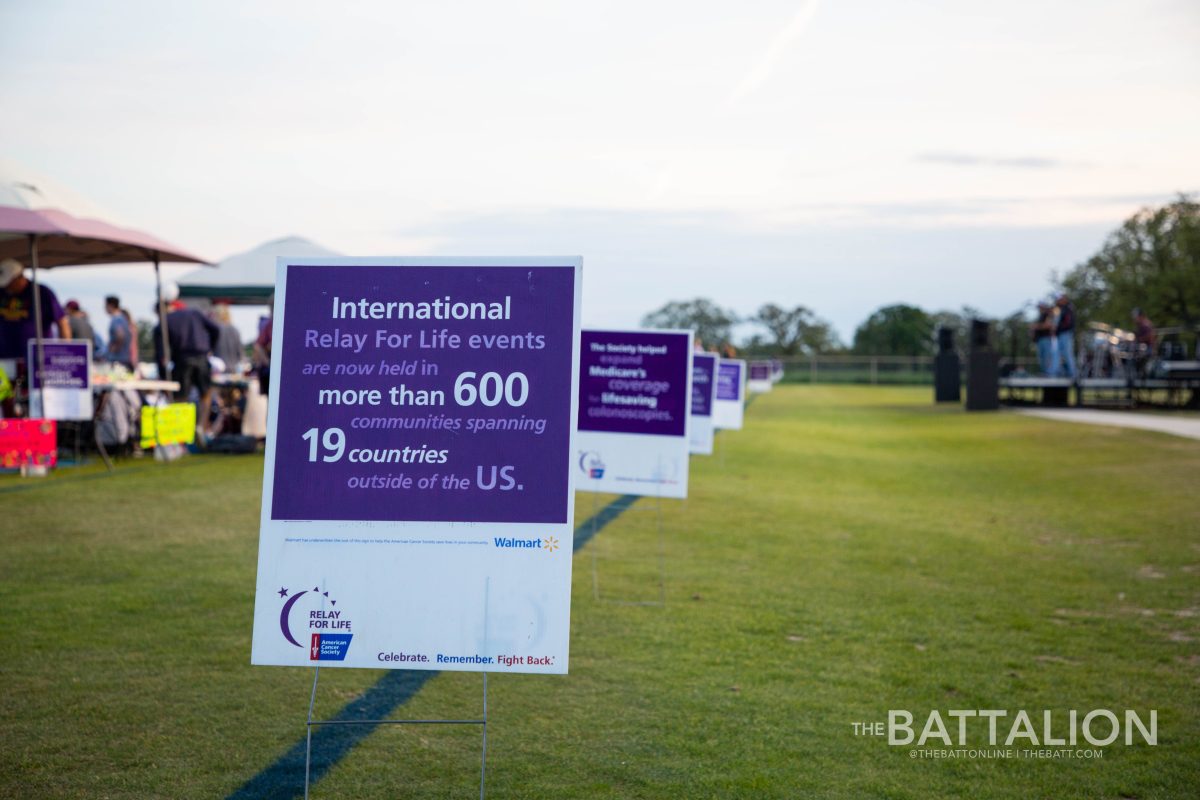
[28,234,45,416]
[154,254,171,380]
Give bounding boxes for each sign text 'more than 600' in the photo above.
[251,257,582,675]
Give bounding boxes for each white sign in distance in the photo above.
[712,358,745,430]
[689,352,717,455]
[575,328,693,499]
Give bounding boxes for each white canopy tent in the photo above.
[177,236,341,440]
[177,236,341,306]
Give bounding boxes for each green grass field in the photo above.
[2,386,1197,798]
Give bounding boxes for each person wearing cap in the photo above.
[0,257,71,360]
[1054,293,1076,379]
[152,284,220,435]
[64,300,98,349]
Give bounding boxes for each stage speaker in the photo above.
[934,327,960,402]
[970,319,991,349]
[966,319,999,411]
[938,326,955,353]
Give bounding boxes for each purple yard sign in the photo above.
[270,263,577,524]
[716,360,743,401]
[28,340,90,390]
[28,339,93,421]
[749,361,772,381]
[253,257,583,674]
[578,330,690,437]
[691,353,716,417]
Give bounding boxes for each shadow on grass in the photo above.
[225,492,641,800]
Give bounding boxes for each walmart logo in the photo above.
[493,536,559,553]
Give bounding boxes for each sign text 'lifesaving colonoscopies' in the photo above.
[576,329,693,498]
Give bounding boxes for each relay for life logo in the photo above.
[277,585,354,661]
[578,450,605,479]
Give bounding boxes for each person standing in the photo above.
[1054,293,1076,379]
[210,304,244,374]
[64,300,98,349]
[104,295,135,370]
[154,300,221,435]
[0,258,71,360]
[1031,302,1058,376]
[252,301,273,396]
[1133,308,1156,351]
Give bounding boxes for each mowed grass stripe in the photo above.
[2,386,1197,798]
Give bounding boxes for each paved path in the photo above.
[1016,408,1200,441]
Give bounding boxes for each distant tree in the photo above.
[929,306,984,352]
[852,304,935,356]
[1058,195,1200,333]
[993,308,1037,365]
[926,304,1037,365]
[752,303,840,355]
[641,298,738,350]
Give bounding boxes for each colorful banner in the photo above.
[139,403,197,448]
[28,340,93,420]
[576,328,693,498]
[748,360,774,393]
[713,358,745,430]
[689,352,717,455]
[252,257,582,674]
[0,418,56,469]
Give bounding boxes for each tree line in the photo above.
[642,196,1199,358]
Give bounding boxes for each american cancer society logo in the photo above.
[277,585,353,661]
[578,450,605,479]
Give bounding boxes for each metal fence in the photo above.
[774,355,1040,385]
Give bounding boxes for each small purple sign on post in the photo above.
[691,353,715,418]
[689,353,717,455]
[748,360,774,393]
[578,330,690,437]
[28,339,92,420]
[716,360,742,401]
[713,358,745,430]
[576,328,693,499]
[28,340,90,390]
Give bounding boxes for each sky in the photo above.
[2,0,1198,344]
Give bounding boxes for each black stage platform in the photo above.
[1000,364,1200,409]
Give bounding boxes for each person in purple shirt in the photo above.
[0,258,71,360]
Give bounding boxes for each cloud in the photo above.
[728,0,821,105]
[915,152,1081,170]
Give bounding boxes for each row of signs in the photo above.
[248,259,757,675]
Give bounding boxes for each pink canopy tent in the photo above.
[0,165,210,405]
